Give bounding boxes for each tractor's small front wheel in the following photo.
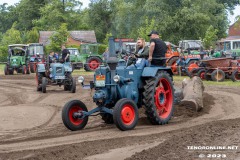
[113,98,139,131]
[62,100,88,131]
[42,77,47,93]
[197,69,206,80]
[70,77,76,93]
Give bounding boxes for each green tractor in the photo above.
[68,43,103,72]
[4,44,30,75]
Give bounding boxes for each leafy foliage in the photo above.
[47,23,69,52]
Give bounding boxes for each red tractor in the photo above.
[28,43,45,73]
[165,42,180,74]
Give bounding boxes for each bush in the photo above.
[98,44,107,55]
[0,46,8,62]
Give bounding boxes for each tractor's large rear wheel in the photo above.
[30,63,36,73]
[62,100,88,131]
[84,56,102,71]
[143,71,174,125]
[113,98,139,131]
[42,77,47,93]
[230,70,240,82]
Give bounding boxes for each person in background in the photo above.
[54,52,59,60]
[61,45,70,62]
[48,51,55,63]
[147,30,167,66]
[102,47,109,62]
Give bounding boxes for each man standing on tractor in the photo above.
[148,30,167,66]
[61,45,70,62]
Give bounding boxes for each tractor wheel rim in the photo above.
[121,104,135,125]
[215,72,223,80]
[188,63,198,73]
[200,72,205,79]
[89,60,99,70]
[154,78,173,119]
[24,67,27,74]
[69,106,83,126]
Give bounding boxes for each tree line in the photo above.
[0,0,239,61]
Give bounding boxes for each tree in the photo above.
[47,23,69,52]
[202,25,218,49]
[87,0,112,42]
[14,0,47,30]
[1,22,22,45]
[137,17,156,41]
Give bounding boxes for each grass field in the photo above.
[0,64,4,75]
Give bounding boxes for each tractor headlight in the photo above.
[78,76,85,83]
[113,75,120,83]
[49,68,53,72]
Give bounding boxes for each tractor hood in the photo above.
[10,56,22,67]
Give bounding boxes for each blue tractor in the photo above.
[36,59,76,93]
[62,37,175,131]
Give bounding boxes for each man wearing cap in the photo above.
[147,30,167,66]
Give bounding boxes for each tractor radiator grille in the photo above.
[56,67,62,73]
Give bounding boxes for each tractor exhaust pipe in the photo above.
[107,36,118,70]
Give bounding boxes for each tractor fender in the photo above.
[185,58,199,64]
[141,67,173,77]
[37,63,46,73]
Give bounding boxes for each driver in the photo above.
[127,38,149,67]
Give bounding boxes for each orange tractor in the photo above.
[165,42,180,74]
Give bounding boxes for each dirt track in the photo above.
[0,74,240,160]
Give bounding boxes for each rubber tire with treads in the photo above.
[62,100,88,131]
[113,98,139,131]
[230,70,240,82]
[26,64,30,74]
[143,71,174,125]
[36,71,42,91]
[42,77,47,93]
[70,77,76,93]
[30,63,35,73]
[167,57,179,74]
[84,56,102,71]
[211,69,225,82]
[197,69,206,80]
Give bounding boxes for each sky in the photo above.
[0,0,239,25]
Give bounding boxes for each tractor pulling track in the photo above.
[0,74,240,159]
